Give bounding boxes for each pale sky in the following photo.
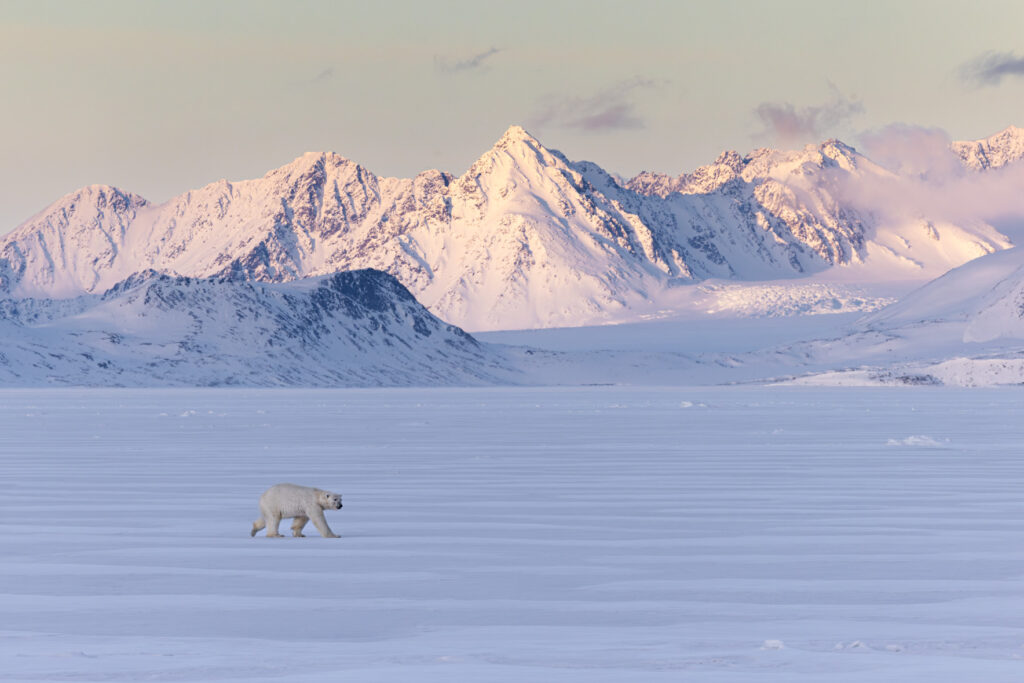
[2,0,1024,233]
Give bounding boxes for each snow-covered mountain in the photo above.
[626,140,1010,281]
[0,269,513,386]
[952,125,1024,171]
[0,185,150,296]
[1,126,1019,331]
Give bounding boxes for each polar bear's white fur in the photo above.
[251,483,343,538]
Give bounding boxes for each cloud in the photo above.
[841,160,1024,242]
[831,124,1024,244]
[960,51,1024,87]
[857,124,962,180]
[754,86,864,146]
[312,67,335,83]
[529,78,657,132]
[435,47,501,74]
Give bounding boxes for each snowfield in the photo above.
[3,386,1024,681]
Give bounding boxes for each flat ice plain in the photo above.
[3,387,1024,682]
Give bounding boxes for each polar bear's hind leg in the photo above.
[291,516,308,537]
[264,511,284,538]
[251,517,266,537]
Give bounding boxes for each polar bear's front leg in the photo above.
[265,512,284,538]
[309,508,339,538]
[291,516,309,537]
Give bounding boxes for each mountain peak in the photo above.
[462,124,566,178]
[814,138,860,167]
[494,124,540,148]
[487,124,563,160]
[67,184,147,204]
[976,125,1024,142]
[712,150,747,172]
[273,150,355,175]
[818,138,856,153]
[953,125,1024,171]
[14,184,148,234]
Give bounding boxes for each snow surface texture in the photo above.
[1,126,1017,331]
[4,387,1024,682]
[0,269,513,387]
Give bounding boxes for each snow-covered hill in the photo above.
[767,246,1024,386]
[2,126,1016,331]
[860,246,1024,343]
[0,269,513,386]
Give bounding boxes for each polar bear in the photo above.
[250,483,343,538]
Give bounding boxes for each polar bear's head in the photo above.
[319,490,343,510]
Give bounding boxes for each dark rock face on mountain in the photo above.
[0,269,515,387]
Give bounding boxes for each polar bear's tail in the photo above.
[251,517,266,537]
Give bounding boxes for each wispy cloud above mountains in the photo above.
[529,77,657,132]
[857,123,961,179]
[960,51,1024,87]
[754,86,864,146]
[435,47,502,74]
